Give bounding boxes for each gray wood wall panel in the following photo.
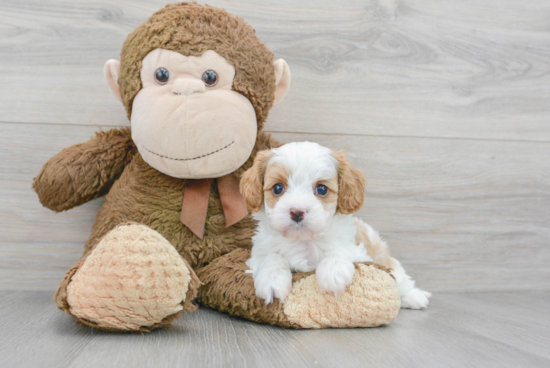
[0,0,549,140]
[1,123,548,292]
[0,0,549,292]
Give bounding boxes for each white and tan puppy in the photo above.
[240,142,431,309]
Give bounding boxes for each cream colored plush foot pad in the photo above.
[283,264,401,328]
[67,224,192,330]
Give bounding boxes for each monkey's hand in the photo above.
[33,127,136,212]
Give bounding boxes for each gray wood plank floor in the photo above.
[0,291,549,368]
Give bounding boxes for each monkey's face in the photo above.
[130,49,257,179]
[107,3,292,179]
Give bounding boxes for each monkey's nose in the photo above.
[172,78,206,95]
[290,209,305,223]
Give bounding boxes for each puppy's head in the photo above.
[240,142,366,240]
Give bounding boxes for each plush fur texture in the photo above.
[33,128,137,212]
[132,48,259,179]
[42,128,276,331]
[197,248,400,328]
[283,263,401,328]
[119,2,276,131]
[33,3,404,331]
[242,142,431,309]
[66,223,195,331]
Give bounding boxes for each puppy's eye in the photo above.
[154,67,170,85]
[272,183,285,196]
[315,184,328,197]
[202,70,218,86]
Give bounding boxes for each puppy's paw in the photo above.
[401,288,432,309]
[316,258,355,296]
[253,267,293,304]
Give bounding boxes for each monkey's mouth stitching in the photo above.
[142,141,234,161]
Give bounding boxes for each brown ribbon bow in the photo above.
[180,173,249,239]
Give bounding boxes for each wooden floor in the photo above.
[1,291,549,368]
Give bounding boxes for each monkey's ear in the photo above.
[104,59,122,102]
[273,59,291,106]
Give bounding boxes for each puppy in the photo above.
[240,141,431,309]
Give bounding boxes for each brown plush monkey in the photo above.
[33,3,400,331]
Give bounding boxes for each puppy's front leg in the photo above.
[316,253,356,297]
[246,254,292,304]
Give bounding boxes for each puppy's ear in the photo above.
[240,150,274,213]
[333,150,367,214]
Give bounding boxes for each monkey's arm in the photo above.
[33,127,136,212]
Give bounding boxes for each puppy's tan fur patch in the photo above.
[263,163,289,209]
[315,177,339,209]
[354,220,397,270]
[332,150,367,214]
[240,150,274,213]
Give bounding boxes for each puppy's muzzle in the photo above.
[290,209,305,223]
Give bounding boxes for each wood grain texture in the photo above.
[0,0,549,140]
[0,291,549,368]
[0,0,549,291]
[1,122,549,292]
[1,1,549,362]
[0,123,106,290]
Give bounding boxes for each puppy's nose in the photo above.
[172,78,206,95]
[290,209,305,223]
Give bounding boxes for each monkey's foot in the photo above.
[282,263,401,328]
[198,249,401,329]
[63,223,200,331]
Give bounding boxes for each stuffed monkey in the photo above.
[33,2,400,331]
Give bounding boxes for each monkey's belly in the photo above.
[85,155,253,269]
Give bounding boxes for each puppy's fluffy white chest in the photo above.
[248,211,371,273]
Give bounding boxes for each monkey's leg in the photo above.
[55,223,200,332]
[197,248,401,328]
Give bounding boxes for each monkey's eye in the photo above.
[202,70,218,86]
[154,67,170,85]
[315,184,328,197]
[272,183,285,196]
